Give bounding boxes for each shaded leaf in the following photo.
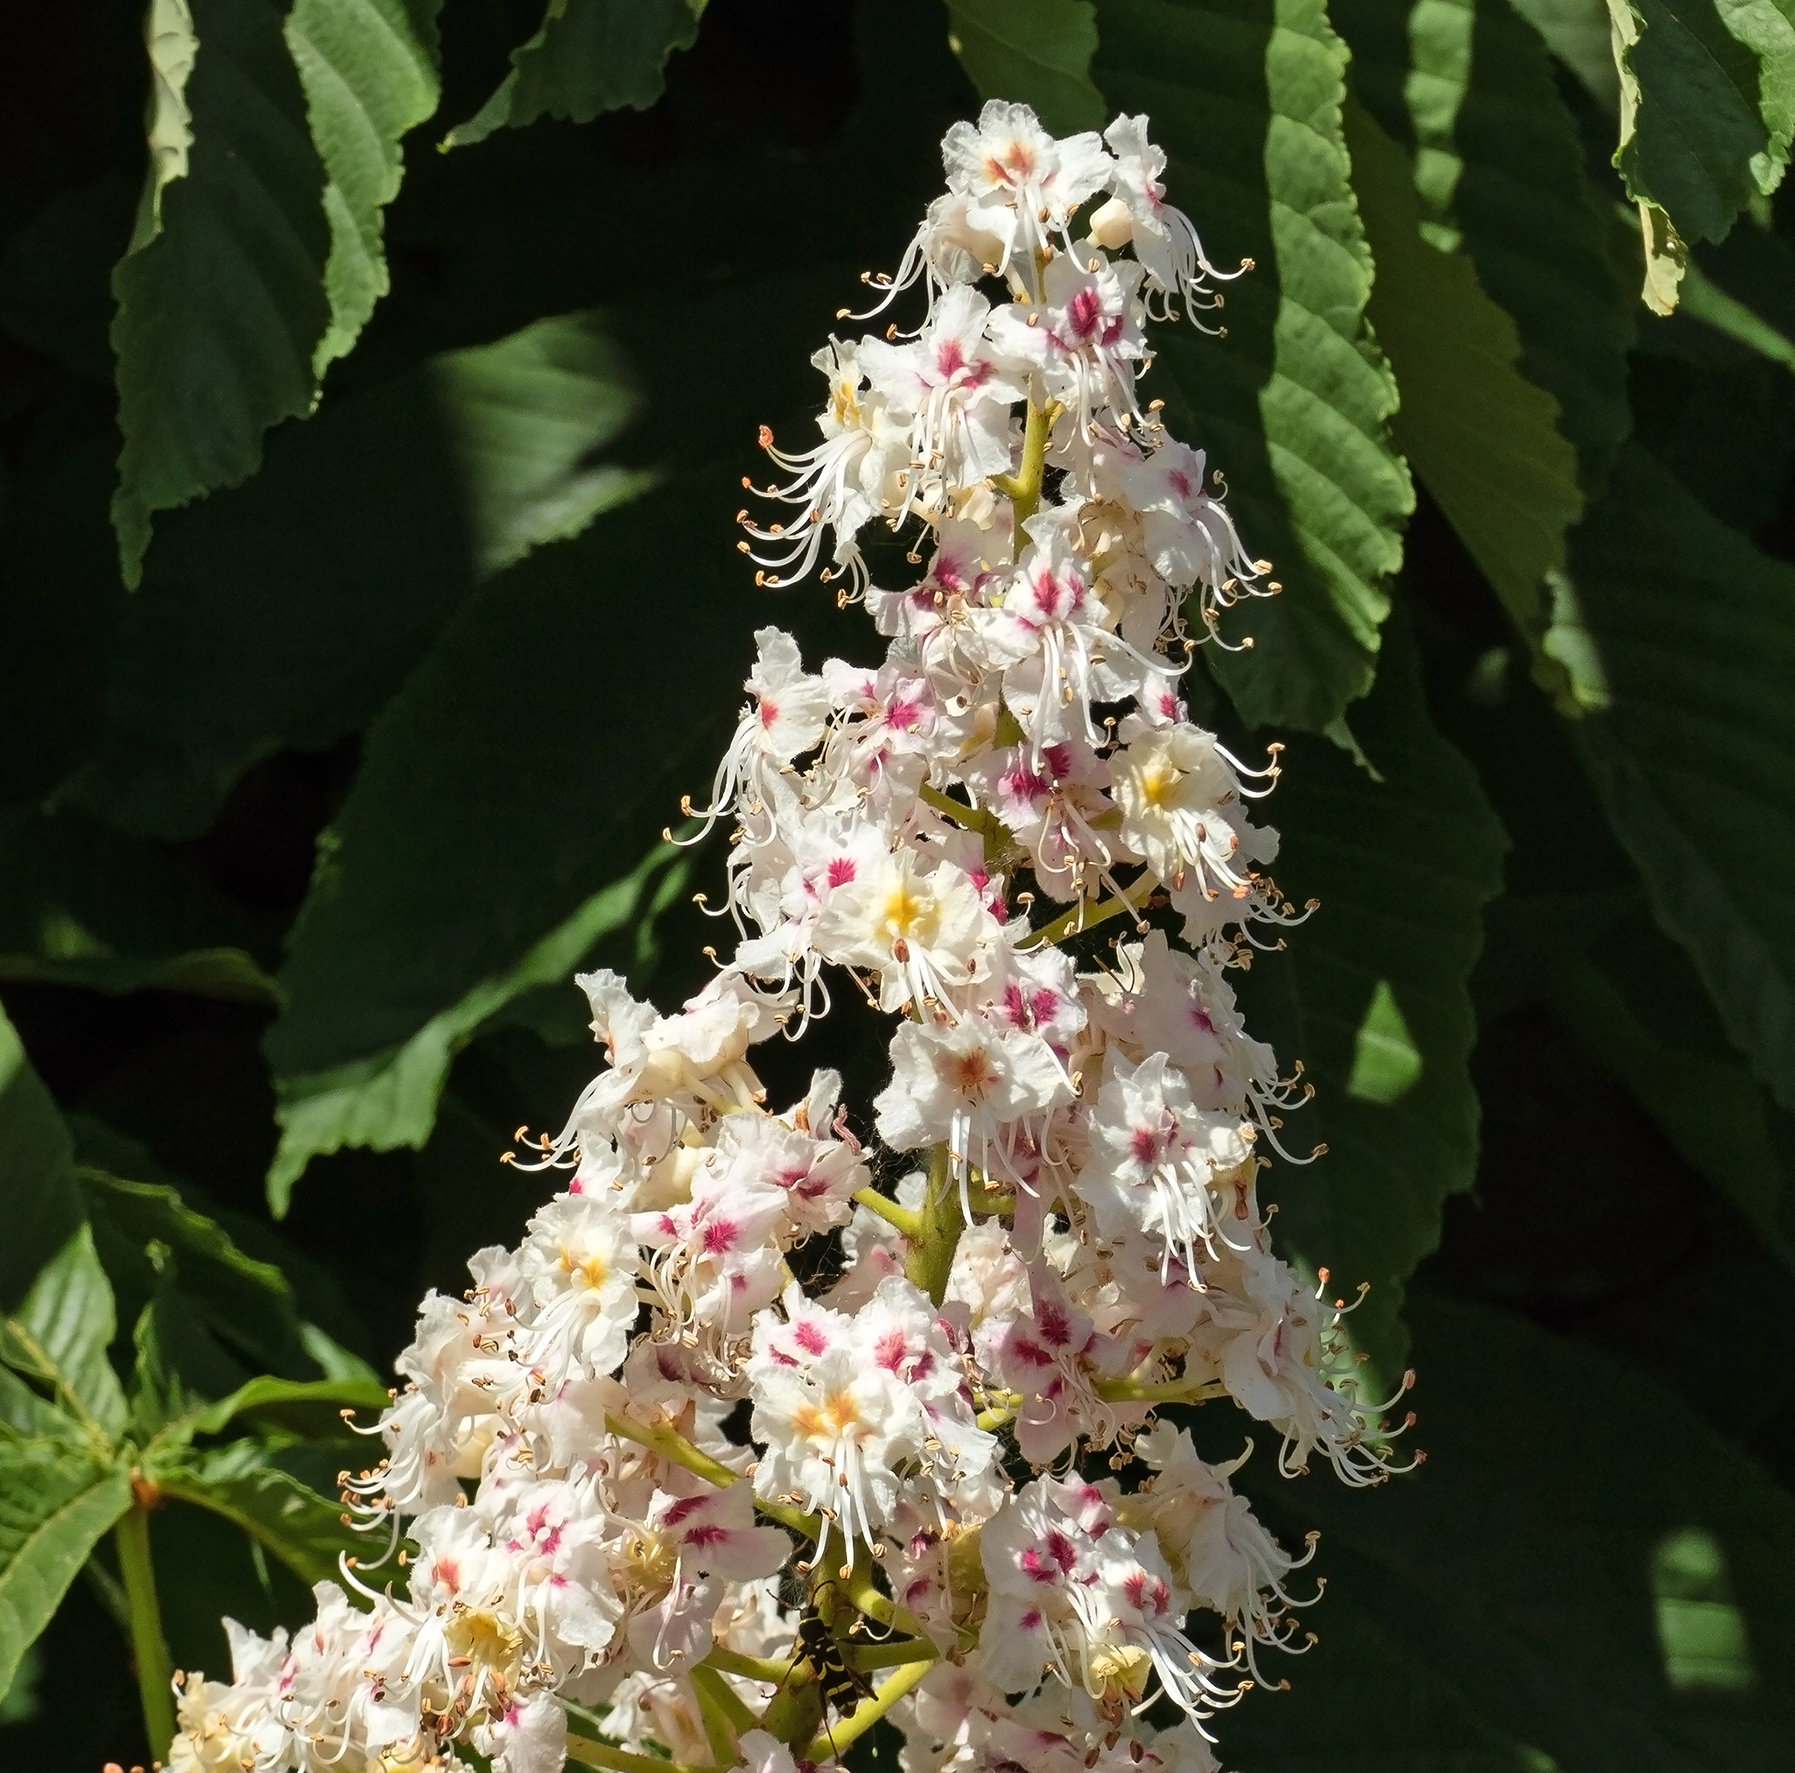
[0,1229,128,1445]
[189,1374,389,1443]
[1510,0,1623,102]
[285,0,443,374]
[0,1004,83,1316]
[259,270,867,1207]
[1545,920,1795,1268]
[1607,0,1795,311]
[1092,0,1413,731]
[1239,613,1507,1367]
[1336,0,1637,492]
[0,1449,131,1711]
[1566,443,1795,1113]
[0,810,276,1006]
[264,778,689,1212]
[444,0,705,149]
[1344,96,1587,705]
[154,1441,372,1589]
[945,0,1106,133]
[1261,1294,1795,1773]
[111,0,332,585]
[80,1170,310,1379]
[65,311,649,840]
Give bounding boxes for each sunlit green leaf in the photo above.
[0,1230,128,1445]
[0,1449,131,1711]
[1345,96,1586,707]
[1091,0,1413,731]
[1347,979,1424,1104]
[111,0,332,585]
[1336,0,1636,494]
[284,0,443,374]
[444,0,705,149]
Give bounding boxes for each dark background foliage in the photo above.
[1,2,1792,1770]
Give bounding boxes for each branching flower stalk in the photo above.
[166,103,1417,1773]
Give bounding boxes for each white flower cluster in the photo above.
[169,102,1414,1773]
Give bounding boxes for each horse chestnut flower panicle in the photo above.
[168,101,1416,1773]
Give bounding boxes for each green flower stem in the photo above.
[843,1634,942,1672]
[904,1143,963,1306]
[114,1493,175,1761]
[1093,1374,1230,1405]
[1025,871,1160,951]
[691,1662,753,1762]
[757,1655,822,1748]
[604,1411,821,1539]
[702,1645,793,1685]
[918,780,1008,846]
[803,1656,935,1761]
[565,1738,707,1773]
[989,398,1064,534]
[852,1186,922,1238]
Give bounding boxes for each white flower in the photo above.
[812,849,999,1011]
[1097,114,1244,322]
[874,1015,1071,1197]
[980,1474,1241,1720]
[518,1192,639,1381]
[942,100,1112,274]
[1076,1051,1256,1275]
[988,253,1150,433]
[859,284,1027,503]
[1111,722,1262,897]
[972,511,1172,752]
[741,338,910,590]
[1125,1423,1317,1672]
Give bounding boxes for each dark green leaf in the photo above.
[0,1448,131,1710]
[1345,96,1587,707]
[80,1170,310,1380]
[284,0,443,373]
[1091,0,1413,731]
[0,1003,83,1316]
[1336,0,1637,494]
[189,1374,389,1443]
[945,0,1106,133]
[155,1440,372,1588]
[259,270,868,1208]
[264,839,687,1212]
[65,310,649,840]
[0,1228,128,1445]
[1609,0,1795,311]
[1240,612,1507,1368]
[1263,1294,1795,1773]
[1566,443,1795,1113]
[1510,0,1623,103]
[444,0,705,149]
[110,0,332,585]
[1546,929,1795,1269]
[0,811,274,1006]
